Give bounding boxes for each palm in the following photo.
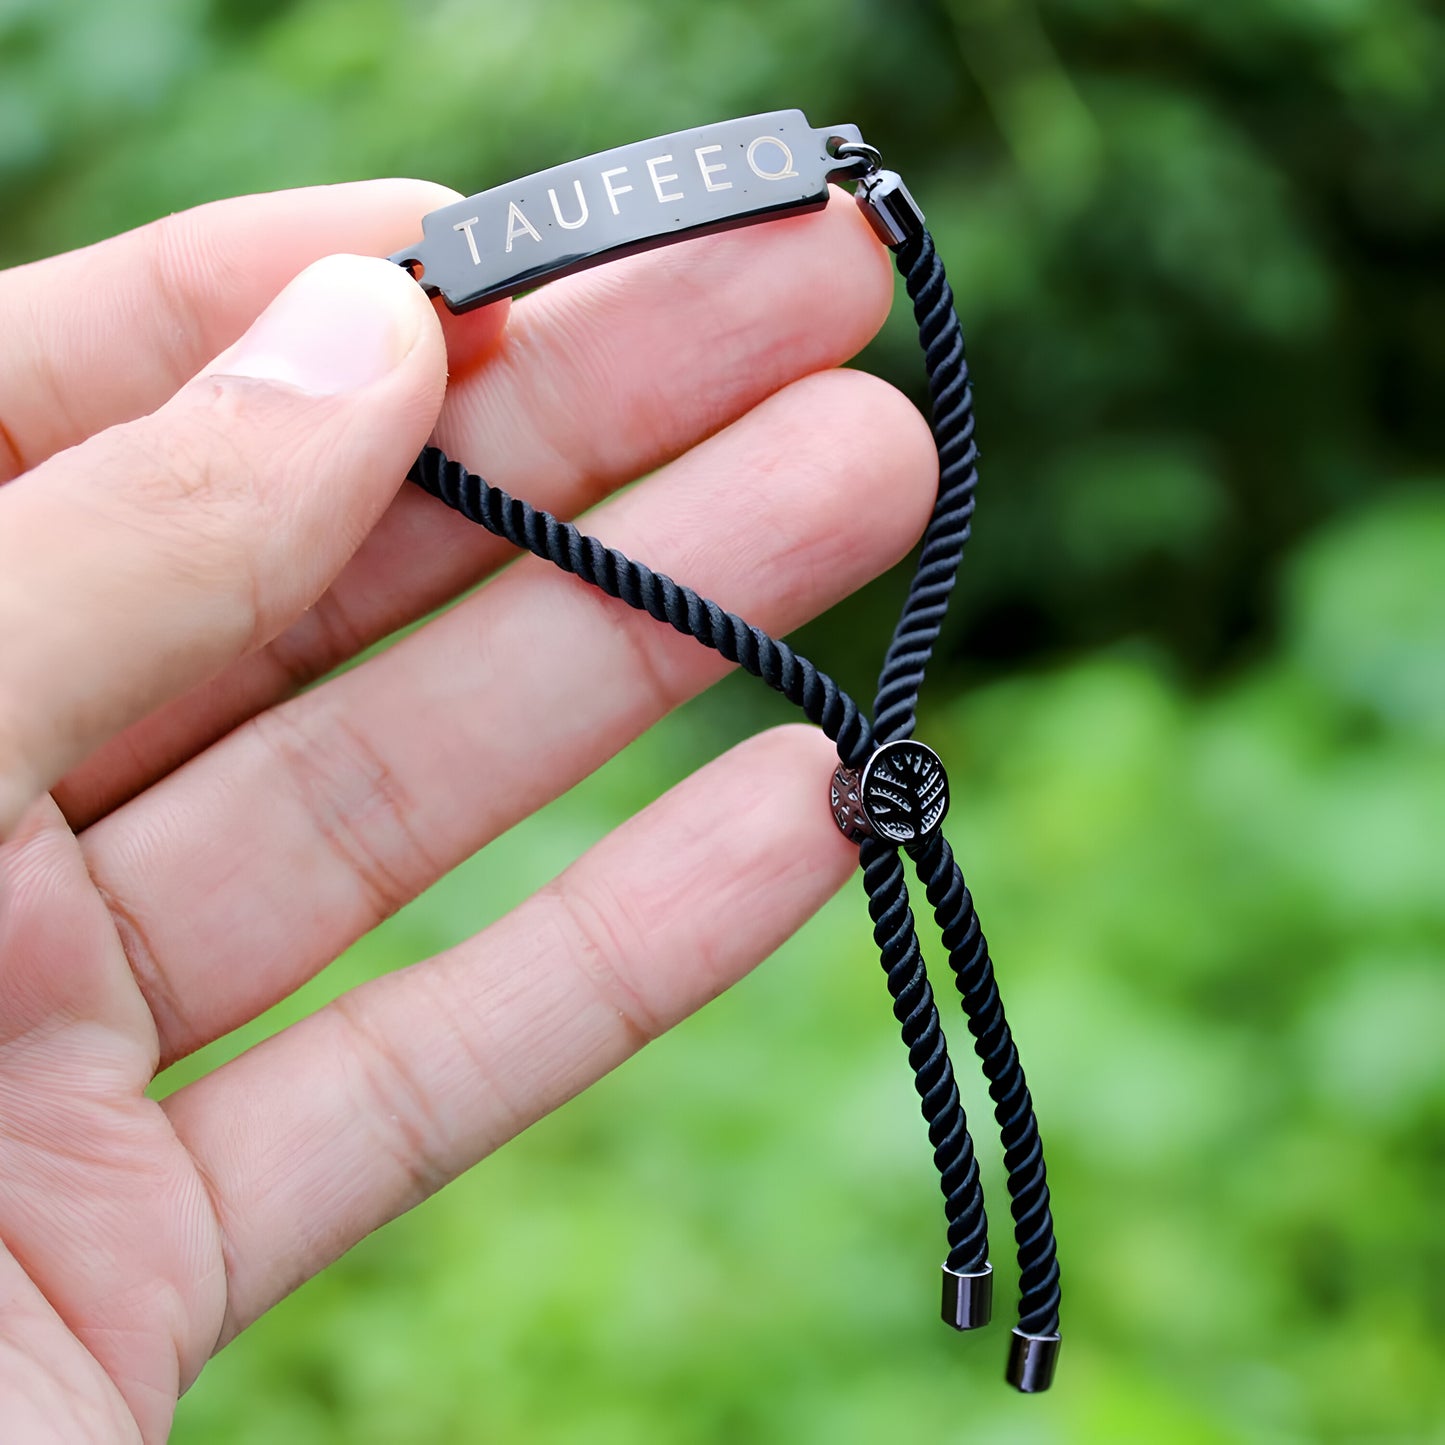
[0,800,225,1440]
[0,179,931,1441]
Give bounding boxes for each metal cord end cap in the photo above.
[940,1261,993,1330]
[1006,1328,1061,1393]
[855,169,926,249]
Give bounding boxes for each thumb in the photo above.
[0,253,447,837]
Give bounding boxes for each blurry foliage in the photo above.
[2,0,1442,1440]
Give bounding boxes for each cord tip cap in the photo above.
[1006,1328,1061,1393]
[941,1262,993,1330]
[856,170,926,249]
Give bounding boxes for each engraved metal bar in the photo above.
[389,110,864,313]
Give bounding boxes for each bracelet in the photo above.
[390,109,1061,1393]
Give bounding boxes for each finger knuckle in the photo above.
[332,993,453,1202]
[546,873,667,1047]
[252,702,437,927]
[82,411,266,646]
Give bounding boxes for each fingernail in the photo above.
[210,254,422,395]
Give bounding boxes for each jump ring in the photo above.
[833,140,883,176]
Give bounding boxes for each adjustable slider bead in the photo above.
[1006,1329,1062,1394]
[858,740,950,845]
[941,1261,993,1330]
[830,764,873,843]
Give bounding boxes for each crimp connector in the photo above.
[855,169,927,249]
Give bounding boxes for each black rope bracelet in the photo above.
[393,110,1061,1393]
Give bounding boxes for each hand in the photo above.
[0,179,935,1442]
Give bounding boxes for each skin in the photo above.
[0,178,937,1442]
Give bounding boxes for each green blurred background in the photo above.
[4,0,1443,1440]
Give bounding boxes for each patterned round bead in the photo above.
[859,740,950,845]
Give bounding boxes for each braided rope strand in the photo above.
[871,230,981,746]
[403,208,1060,1385]
[861,838,989,1272]
[910,830,1061,1336]
[410,447,873,766]
[406,444,993,1272]
[872,223,1062,1367]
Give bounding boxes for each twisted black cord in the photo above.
[910,830,1061,1337]
[410,447,873,765]
[404,214,1057,1382]
[861,837,989,1272]
[871,225,1062,1365]
[406,444,991,1271]
[871,230,980,747]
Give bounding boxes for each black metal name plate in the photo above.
[390,110,864,313]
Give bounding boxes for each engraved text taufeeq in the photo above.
[390,111,864,313]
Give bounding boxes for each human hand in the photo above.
[0,178,935,1441]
